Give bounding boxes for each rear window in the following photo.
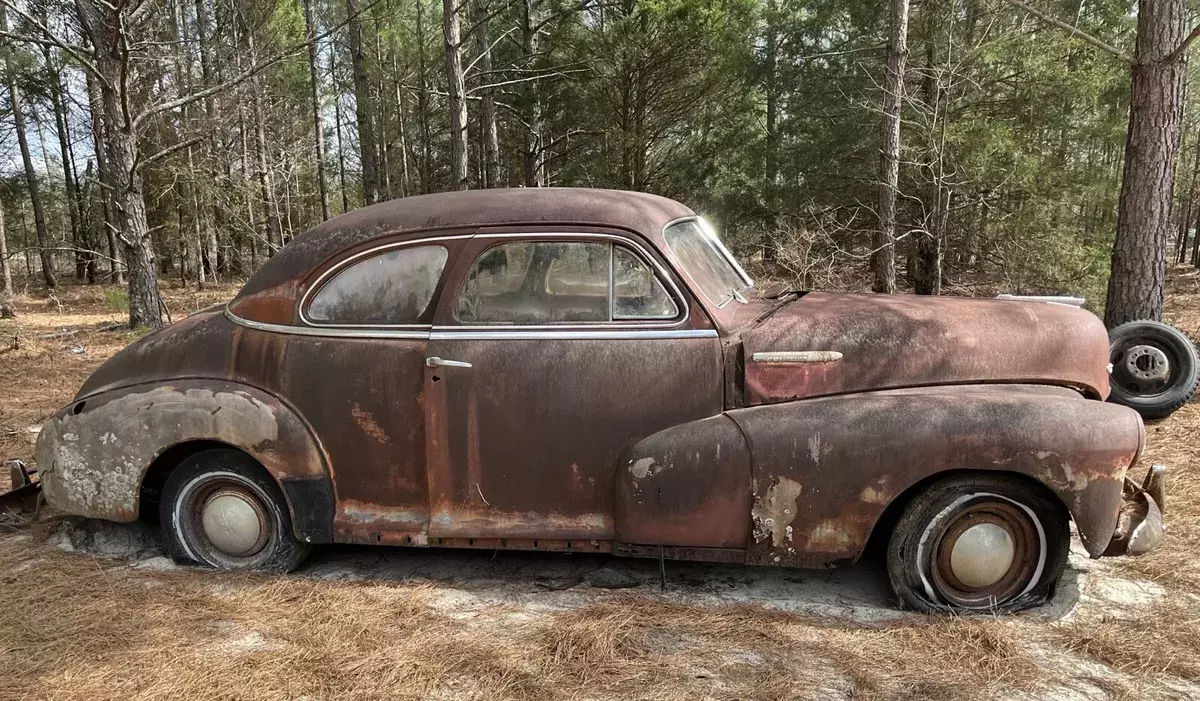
[307,245,448,324]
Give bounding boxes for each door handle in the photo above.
[426,356,472,368]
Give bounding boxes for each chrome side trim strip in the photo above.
[430,328,718,341]
[226,307,717,341]
[752,350,843,364]
[225,307,431,339]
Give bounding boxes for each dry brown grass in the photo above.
[3,270,1200,699]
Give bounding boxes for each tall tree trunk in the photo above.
[78,0,164,329]
[873,0,909,294]
[42,37,85,283]
[443,0,469,190]
[347,0,381,204]
[239,9,283,254]
[193,0,222,280]
[416,0,433,192]
[330,47,351,212]
[2,7,56,289]
[520,0,545,187]
[304,0,331,219]
[1176,128,1200,263]
[85,71,122,284]
[472,0,500,187]
[0,204,11,299]
[1105,0,1187,326]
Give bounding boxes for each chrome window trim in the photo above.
[224,307,715,341]
[431,329,717,340]
[298,234,473,328]
[226,307,432,339]
[455,231,690,329]
[695,216,754,287]
[661,215,755,309]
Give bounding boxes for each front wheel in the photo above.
[159,448,310,572]
[886,474,1069,613]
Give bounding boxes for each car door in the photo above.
[281,235,470,546]
[423,231,725,543]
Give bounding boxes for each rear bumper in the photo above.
[1103,464,1166,556]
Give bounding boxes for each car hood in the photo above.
[741,292,1110,405]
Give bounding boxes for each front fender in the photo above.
[35,380,331,537]
[728,384,1143,567]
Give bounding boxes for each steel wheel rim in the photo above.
[1112,339,1177,397]
[929,501,1039,609]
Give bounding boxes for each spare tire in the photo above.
[1107,320,1200,420]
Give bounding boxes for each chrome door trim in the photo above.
[226,307,432,339]
[226,307,717,341]
[430,328,719,341]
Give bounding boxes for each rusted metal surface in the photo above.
[423,335,724,541]
[615,414,751,549]
[36,380,327,522]
[33,187,1161,573]
[1104,464,1166,556]
[729,384,1143,567]
[741,292,1112,404]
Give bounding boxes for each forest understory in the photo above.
[0,270,1199,700]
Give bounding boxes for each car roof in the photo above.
[231,188,695,323]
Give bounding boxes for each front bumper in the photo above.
[1103,464,1166,556]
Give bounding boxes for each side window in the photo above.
[456,240,679,324]
[307,245,448,324]
[614,246,678,319]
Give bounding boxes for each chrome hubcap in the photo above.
[949,522,1016,589]
[201,490,267,556]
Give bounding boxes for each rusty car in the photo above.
[32,188,1166,612]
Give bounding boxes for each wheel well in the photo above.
[138,440,256,525]
[859,468,1071,562]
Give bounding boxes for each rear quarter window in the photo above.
[306,245,449,324]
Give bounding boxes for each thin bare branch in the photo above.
[1000,0,1133,63]
[0,0,109,86]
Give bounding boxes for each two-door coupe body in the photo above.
[35,188,1164,612]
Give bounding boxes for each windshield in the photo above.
[663,218,753,307]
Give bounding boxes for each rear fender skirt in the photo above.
[614,414,752,550]
[727,384,1143,567]
[36,380,332,542]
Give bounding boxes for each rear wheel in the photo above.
[886,474,1069,613]
[159,448,310,572]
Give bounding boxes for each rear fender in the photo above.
[35,380,333,542]
[727,384,1143,568]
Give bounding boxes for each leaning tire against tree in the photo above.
[886,474,1070,614]
[1107,320,1200,420]
[159,448,311,572]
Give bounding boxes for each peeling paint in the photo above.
[630,457,656,479]
[751,476,804,547]
[807,434,822,464]
[36,385,299,521]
